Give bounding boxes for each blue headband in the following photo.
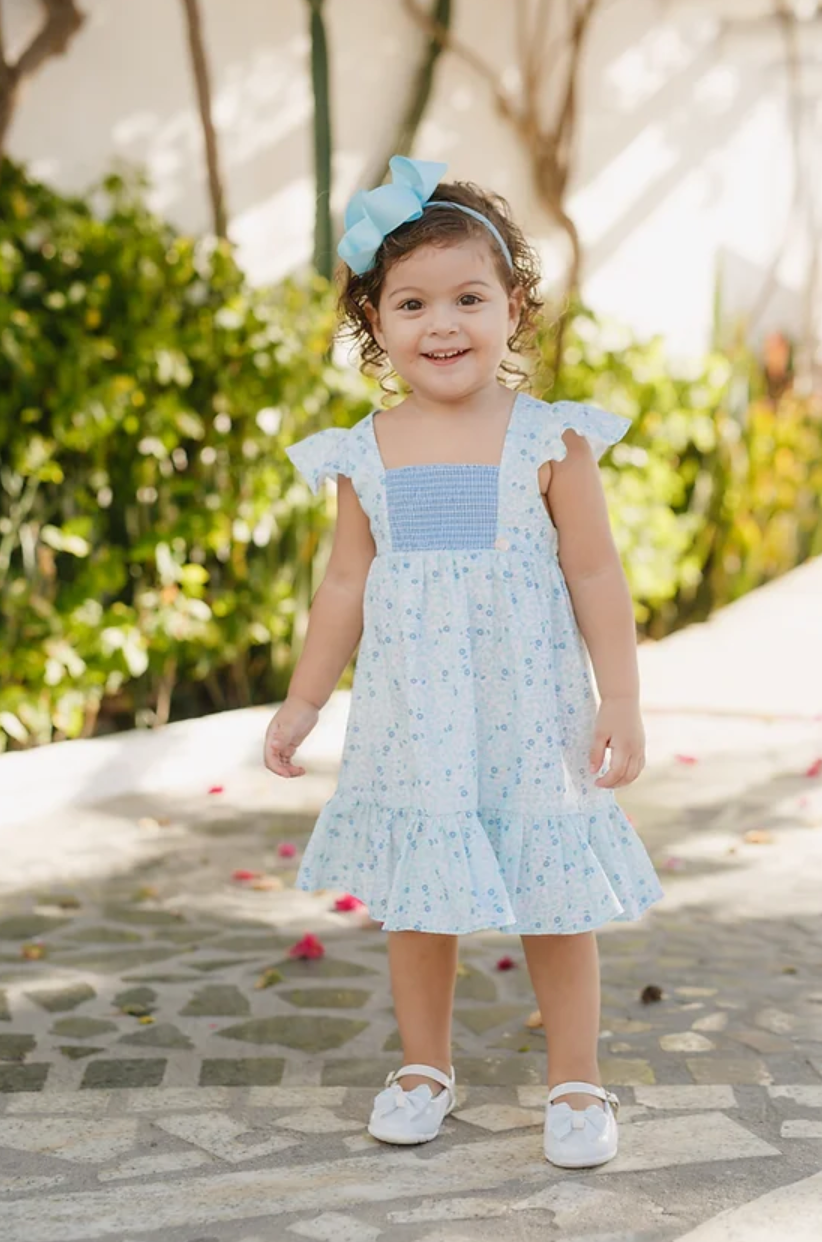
[337,155,514,276]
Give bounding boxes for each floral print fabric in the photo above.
[285,392,664,934]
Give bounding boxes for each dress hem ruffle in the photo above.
[294,796,664,936]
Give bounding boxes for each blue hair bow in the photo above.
[337,155,513,276]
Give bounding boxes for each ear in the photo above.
[507,285,525,335]
[364,299,386,351]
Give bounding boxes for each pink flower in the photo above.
[496,956,517,971]
[333,894,365,912]
[288,933,325,960]
[277,842,297,858]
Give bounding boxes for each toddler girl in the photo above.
[265,156,663,1168]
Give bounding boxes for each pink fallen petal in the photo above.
[288,933,325,960]
[231,869,262,883]
[208,785,225,795]
[674,754,698,765]
[333,894,366,912]
[660,856,687,871]
[277,842,297,858]
[496,956,517,971]
[805,758,822,779]
[798,797,809,808]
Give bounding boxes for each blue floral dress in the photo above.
[285,392,663,935]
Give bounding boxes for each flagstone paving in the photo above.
[1,702,822,1240]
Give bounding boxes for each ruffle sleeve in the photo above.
[285,427,354,495]
[542,400,631,464]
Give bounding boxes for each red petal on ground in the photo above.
[805,757,822,778]
[288,933,325,959]
[277,843,297,858]
[208,785,225,795]
[333,894,366,912]
[496,956,516,971]
[231,869,262,882]
[674,754,698,765]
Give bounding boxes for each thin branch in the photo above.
[14,0,84,78]
[180,0,228,238]
[532,0,551,55]
[402,0,524,130]
[554,0,598,176]
[363,0,452,191]
[521,0,551,123]
[0,0,85,156]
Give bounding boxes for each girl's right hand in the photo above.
[263,696,320,778]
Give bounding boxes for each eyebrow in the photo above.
[388,280,495,297]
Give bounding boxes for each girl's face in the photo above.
[365,238,523,402]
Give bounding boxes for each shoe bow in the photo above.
[547,1101,610,1141]
[371,1081,436,1120]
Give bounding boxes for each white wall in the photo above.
[6,0,821,362]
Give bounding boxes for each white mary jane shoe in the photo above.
[367,1063,457,1145]
[544,1080,620,1169]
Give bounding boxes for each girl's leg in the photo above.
[520,931,603,1110]
[387,930,458,1094]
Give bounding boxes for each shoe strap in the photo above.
[385,1063,455,1094]
[548,1081,620,1112]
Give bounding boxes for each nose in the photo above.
[427,308,459,336]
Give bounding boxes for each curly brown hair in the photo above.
[336,177,544,397]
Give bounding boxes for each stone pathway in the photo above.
[1,702,822,1239]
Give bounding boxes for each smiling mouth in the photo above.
[422,348,470,362]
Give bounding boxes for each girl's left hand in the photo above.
[589,696,646,789]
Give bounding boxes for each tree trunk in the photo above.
[0,65,18,154]
[180,0,228,238]
[307,0,333,279]
[363,0,452,191]
[0,0,85,162]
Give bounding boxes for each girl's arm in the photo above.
[288,474,377,710]
[545,429,644,788]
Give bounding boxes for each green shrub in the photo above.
[536,306,822,635]
[0,159,373,749]
[2,160,820,750]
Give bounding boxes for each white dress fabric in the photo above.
[285,392,663,935]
